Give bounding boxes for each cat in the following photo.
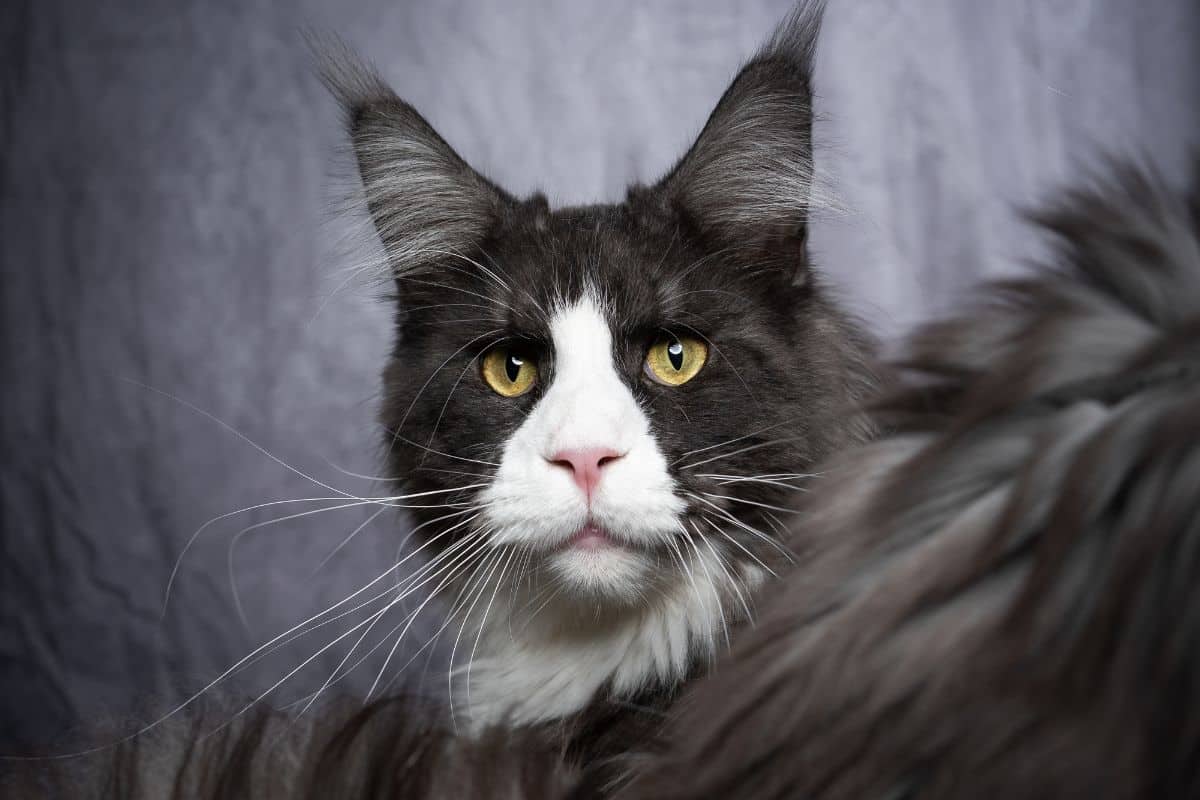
[319,0,873,747]
[6,3,873,794]
[9,5,1197,792]
[14,154,1197,800]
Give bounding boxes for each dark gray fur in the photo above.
[620,155,1200,799]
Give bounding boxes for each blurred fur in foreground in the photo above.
[8,158,1199,797]
[625,156,1200,798]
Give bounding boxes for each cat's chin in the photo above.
[547,537,654,605]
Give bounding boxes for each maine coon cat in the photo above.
[16,157,1199,800]
[6,2,877,794]
[321,0,872,739]
[11,4,1199,797]
[16,154,1197,800]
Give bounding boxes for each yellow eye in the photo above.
[645,333,708,386]
[481,346,538,397]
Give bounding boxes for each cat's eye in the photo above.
[644,333,708,386]
[481,345,538,397]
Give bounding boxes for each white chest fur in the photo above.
[457,550,763,727]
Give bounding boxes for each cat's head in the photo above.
[326,8,873,618]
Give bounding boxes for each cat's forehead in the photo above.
[481,203,686,324]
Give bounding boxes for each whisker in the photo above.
[447,545,510,728]
[283,529,495,710]
[380,540,510,698]
[389,433,500,468]
[679,436,806,472]
[312,505,389,574]
[363,532,497,702]
[397,277,520,316]
[303,530,493,715]
[688,493,796,563]
[123,379,360,500]
[671,420,796,464]
[682,522,728,648]
[696,529,754,623]
[165,496,354,616]
[464,546,518,715]
[698,515,777,578]
[518,583,564,634]
[386,329,505,451]
[698,491,800,516]
[696,473,816,491]
[225,494,484,630]
[422,335,509,455]
[227,509,490,682]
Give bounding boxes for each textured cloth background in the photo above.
[2,0,1197,749]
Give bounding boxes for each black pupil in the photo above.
[667,339,684,371]
[505,354,524,382]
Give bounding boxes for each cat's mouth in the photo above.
[564,523,616,551]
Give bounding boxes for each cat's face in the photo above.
[328,20,872,615]
[380,208,854,605]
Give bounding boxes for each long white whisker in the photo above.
[165,496,356,617]
[671,421,795,464]
[679,436,805,472]
[228,499,394,630]
[313,505,390,574]
[301,530,492,716]
[164,483,484,616]
[389,433,500,468]
[699,491,800,515]
[698,515,777,577]
[364,533,498,701]
[386,329,504,453]
[684,521,729,648]
[695,528,754,624]
[225,496,481,630]
[279,530,494,711]
[378,539,512,699]
[689,494,796,563]
[447,545,509,729]
[464,546,518,714]
[422,335,508,454]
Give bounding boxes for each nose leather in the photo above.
[547,447,624,501]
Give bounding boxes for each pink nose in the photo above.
[547,447,624,500]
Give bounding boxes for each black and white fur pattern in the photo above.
[17,153,1199,800]
[322,0,874,733]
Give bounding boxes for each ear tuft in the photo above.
[655,1,828,278]
[314,36,509,278]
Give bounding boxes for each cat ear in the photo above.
[653,2,825,281]
[320,49,510,277]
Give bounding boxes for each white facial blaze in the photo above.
[466,293,747,727]
[482,294,683,590]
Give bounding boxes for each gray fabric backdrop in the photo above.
[2,0,1197,749]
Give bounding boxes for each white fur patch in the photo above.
[463,546,762,726]
[457,293,746,726]
[482,294,683,582]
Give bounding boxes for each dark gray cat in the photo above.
[17,4,1199,799]
[321,0,871,752]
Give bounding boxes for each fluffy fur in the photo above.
[16,153,1198,800]
[321,0,874,737]
[620,156,1200,798]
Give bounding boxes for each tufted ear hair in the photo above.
[319,47,512,278]
[652,1,825,282]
